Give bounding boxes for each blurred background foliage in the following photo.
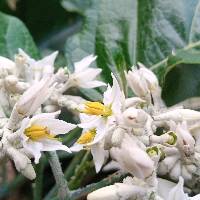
[1,0,200,199]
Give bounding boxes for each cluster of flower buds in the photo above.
[1,50,200,199]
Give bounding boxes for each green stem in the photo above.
[68,150,93,190]
[44,151,85,200]
[46,151,70,200]
[53,172,127,200]
[33,161,45,200]
[150,40,200,71]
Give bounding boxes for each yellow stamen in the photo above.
[82,101,112,117]
[25,125,56,141]
[77,129,96,144]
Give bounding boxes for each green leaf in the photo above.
[0,12,39,59]
[62,0,136,86]
[161,44,200,106]
[62,0,200,105]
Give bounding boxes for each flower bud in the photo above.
[0,56,16,76]
[125,63,159,99]
[154,109,200,122]
[110,135,154,179]
[16,77,54,116]
[176,122,195,155]
[87,185,119,200]
[122,107,148,128]
[87,183,145,200]
[111,127,125,147]
[7,147,36,180]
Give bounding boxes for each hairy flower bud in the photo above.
[122,107,148,128]
[7,147,36,180]
[16,77,54,116]
[125,63,159,99]
[110,135,154,179]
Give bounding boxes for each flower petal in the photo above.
[38,139,71,153]
[23,140,43,164]
[91,144,108,173]
[74,55,96,73]
[167,176,188,200]
[32,118,76,135]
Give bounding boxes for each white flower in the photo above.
[60,55,106,91]
[70,120,108,172]
[15,111,76,163]
[70,74,124,172]
[110,135,154,179]
[158,176,200,200]
[17,49,58,83]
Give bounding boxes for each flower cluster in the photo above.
[0,50,104,179]
[1,50,200,199]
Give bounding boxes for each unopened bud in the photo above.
[7,147,36,180]
[122,107,148,128]
[16,77,54,116]
[125,64,159,99]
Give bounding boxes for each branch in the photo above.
[51,172,127,200]
[46,151,70,200]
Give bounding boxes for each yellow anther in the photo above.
[25,125,56,141]
[82,101,112,117]
[77,129,96,144]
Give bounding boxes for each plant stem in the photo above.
[150,40,200,71]
[68,150,94,190]
[53,172,127,200]
[33,161,45,200]
[44,151,85,200]
[46,151,70,200]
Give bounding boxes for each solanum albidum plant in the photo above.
[1,49,200,200]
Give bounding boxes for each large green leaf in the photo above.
[0,12,39,59]
[158,44,200,106]
[62,0,200,105]
[62,0,136,86]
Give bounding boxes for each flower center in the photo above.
[77,129,96,144]
[166,131,177,145]
[82,101,112,117]
[25,125,56,141]
[146,146,165,161]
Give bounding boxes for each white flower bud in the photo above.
[176,122,195,155]
[7,147,36,180]
[5,75,18,86]
[125,63,159,99]
[124,97,146,108]
[154,109,200,122]
[110,135,154,179]
[111,127,125,147]
[16,77,54,116]
[0,56,16,76]
[87,183,145,200]
[87,185,119,200]
[122,107,148,128]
